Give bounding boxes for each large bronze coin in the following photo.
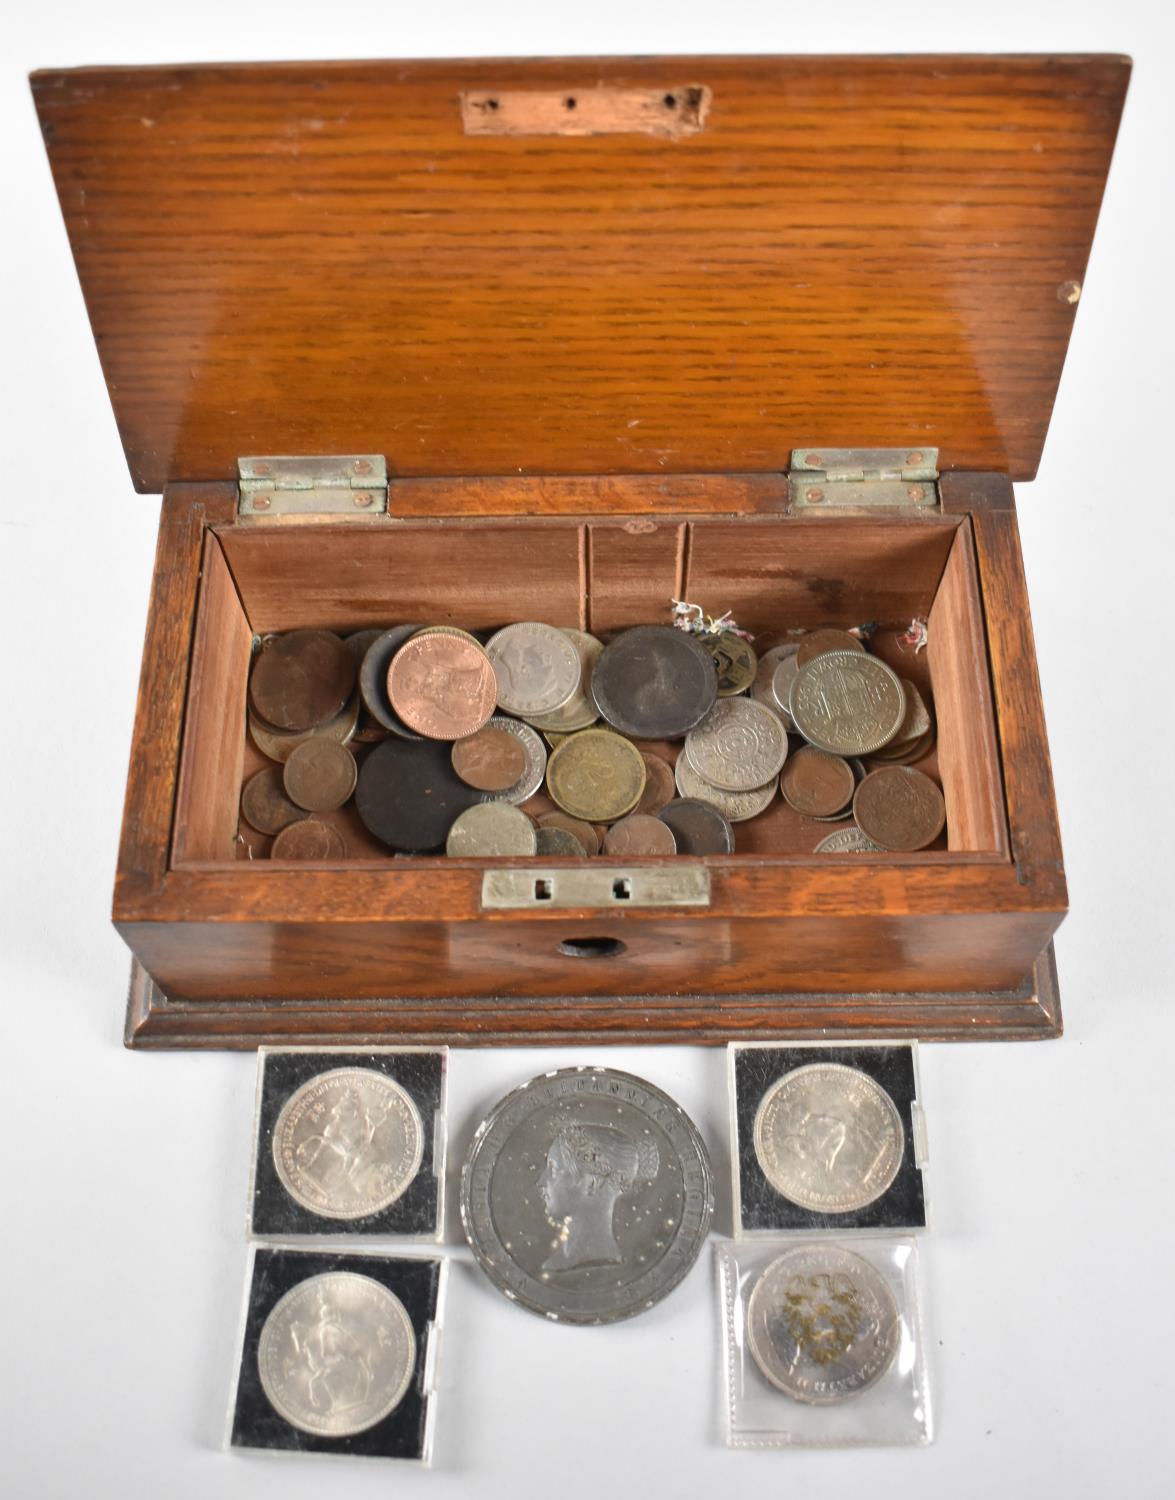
[271,818,348,860]
[388,633,497,740]
[240,766,304,836]
[699,630,758,697]
[546,730,647,823]
[451,726,527,791]
[853,766,947,851]
[249,629,356,732]
[537,811,600,856]
[632,752,676,816]
[358,625,425,739]
[591,626,718,739]
[603,814,678,856]
[355,739,479,852]
[795,628,866,667]
[780,746,856,817]
[789,650,906,756]
[656,798,735,855]
[248,693,360,764]
[283,738,358,812]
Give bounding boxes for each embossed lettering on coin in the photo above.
[485,622,581,717]
[853,766,946,851]
[789,651,906,756]
[387,634,497,740]
[674,750,777,822]
[813,825,884,854]
[684,697,787,791]
[546,729,647,823]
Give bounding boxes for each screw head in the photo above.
[353,491,374,508]
[353,459,373,475]
[804,452,822,467]
[907,485,924,501]
[252,462,271,476]
[906,451,923,465]
[252,494,272,510]
[805,487,825,504]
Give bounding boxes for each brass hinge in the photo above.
[789,448,939,512]
[237,455,389,519]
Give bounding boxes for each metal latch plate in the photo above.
[481,866,711,910]
[238,455,388,519]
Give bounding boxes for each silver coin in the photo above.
[746,1244,900,1404]
[476,716,548,806]
[461,1067,713,1325]
[752,1062,905,1212]
[751,645,798,729]
[684,698,788,792]
[789,651,906,756]
[769,653,801,719]
[258,1272,416,1436]
[486,622,581,716]
[272,1068,425,1220]
[446,801,538,856]
[674,748,777,822]
[813,826,884,853]
[523,630,604,733]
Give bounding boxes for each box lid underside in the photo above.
[32,54,1129,494]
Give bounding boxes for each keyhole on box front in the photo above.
[558,937,627,959]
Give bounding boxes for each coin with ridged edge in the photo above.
[674,750,777,822]
[684,698,788,792]
[445,802,538,857]
[546,729,647,823]
[523,630,604,732]
[814,825,884,853]
[853,766,946,851]
[486,622,581,717]
[789,650,906,756]
[590,626,718,739]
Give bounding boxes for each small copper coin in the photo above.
[536,812,600,856]
[780,746,856,817]
[249,629,356,732]
[451,726,527,791]
[271,818,348,861]
[248,694,360,765]
[853,766,947,851]
[283,738,358,812]
[388,634,497,740]
[632,752,677,816]
[535,826,587,856]
[656,798,735,855]
[603,814,678,856]
[795,629,866,668]
[240,767,304,835]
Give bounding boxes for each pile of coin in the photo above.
[240,617,947,858]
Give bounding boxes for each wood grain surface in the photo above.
[32,54,1128,492]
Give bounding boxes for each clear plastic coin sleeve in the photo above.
[248,1047,448,1241]
[716,1236,931,1448]
[728,1041,928,1234]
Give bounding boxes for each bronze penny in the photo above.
[795,629,866,668]
[632,752,677,816]
[780,746,856,817]
[603,814,678,856]
[656,798,735,855]
[535,826,588,856]
[451,726,527,791]
[591,626,718,740]
[271,818,348,860]
[536,812,600,856]
[355,739,479,852]
[249,629,356,732]
[248,693,359,764]
[283,738,358,812]
[853,767,947,851]
[240,766,304,836]
[388,633,497,740]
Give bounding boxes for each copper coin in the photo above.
[535,826,587,856]
[656,798,735,855]
[591,626,718,740]
[283,738,358,812]
[795,629,866,668]
[248,693,360,765]
[388,634,497,740]
[249,629,355,732]
[536,812,600,856]
[271,818,348,860]
[451,726,527,792]
[853,767,947,851]
[355,738,480,852]
[632,752,677,816]
[240,766,304,835]
[780,746,856,817]
[603,814,678,856]
[359,625,426,739]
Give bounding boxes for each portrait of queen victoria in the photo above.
[537,1121,661,1272]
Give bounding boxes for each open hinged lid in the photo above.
[33,54,1128,494]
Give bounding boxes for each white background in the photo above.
[2,3,1173,1496]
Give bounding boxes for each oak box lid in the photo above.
[31,54,1129,494]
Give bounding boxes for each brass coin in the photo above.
[700,630,758,697]
[536,812,600,856]
[388,633,497,740]
[240,766,304,835]
[248,694,359,764]
[249,629,356,732]
[283,738,358,812]
[632,752,677,816]
[602,814,678,856]
[546,729,647,823]
[524,629,604,733]
[535,826,587,856]
[795,628,866,667]
[451,726,527,791]
[271,818,348,860]
[780,746,856,817]
[853,766,947,851]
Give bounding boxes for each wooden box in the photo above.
[31,55,1129,1048]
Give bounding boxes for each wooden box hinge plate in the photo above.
[789,448,940,513]
[238,455,389,520]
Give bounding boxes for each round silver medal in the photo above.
[272,1068,425,1220]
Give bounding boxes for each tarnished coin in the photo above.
[358,625,425,738]
[632,752,677,816]
[700,630,758,696]
[249,693,360,764]
[249,629,356,733]
[486,622,580,717]
[780,746,855,817]
[591,626,718,739]
[283,738,358,812]
[853,766,947,851]
[870,729,935,767]
[537,811,599,855]
[769,653,801,723]
[523,630,604,733]
[674,751,777,822]
[273,1068,425,1219]
[240,766,304,835]
[657,798,735,855]
[388,633,497,740]
[451,725,526,791]
[746,1245,900,1405]
[460,1066,713,1325]
[795,628,866,667]
[547,729,647,823]
[602,814,678,856]
[446,802,539,857]
[346,629,393,742]
[271,818,348,860]
[684,698,788,792]
[752,645,798,728]
[258,1273,416,1436]
[813,825,884,854]
[477,717,548,806]
[535,826,587,856]
[355,739,479,852]
[753,1063,905,1211]
[789,651,906,756]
